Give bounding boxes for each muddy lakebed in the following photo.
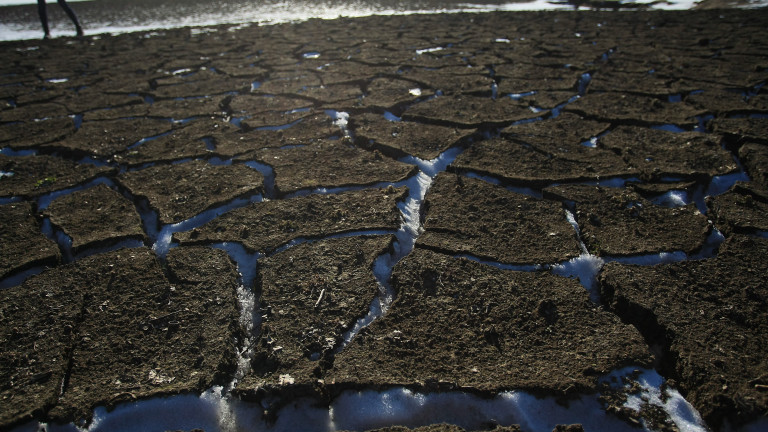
[1,8,768,432]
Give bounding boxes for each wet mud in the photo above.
[1,7,768,432]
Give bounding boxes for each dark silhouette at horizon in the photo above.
[37,0,83,39]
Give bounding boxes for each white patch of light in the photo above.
[600,367,707,432]
[415,46,445,55]
[651,190,689,207]
[552,254,605,302]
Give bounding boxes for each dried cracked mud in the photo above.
[1,7,768,432]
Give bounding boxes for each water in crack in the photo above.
[464,171,543,198]
[243,160,276,198]
[41,216,74,262]
[210,242,261,389]
[0,266,46,289]
[1,147,37,156]
[152,193,263,258]
[25,366,706,432]
[125,130,173,151]
[339,148,462,349]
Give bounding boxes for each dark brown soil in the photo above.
[2,7,768,431]
[706,183,768,236]
[175,187,406,254]
[599,235,768,430]
[543,184,710,256]
[352,113,475,160]
[46,118,175,159]
[0,117,76,150]
[216,114,340,157]
[237,235,393,393]
[112,118,236,167]
[0,154,113,199]
[450,134,628,187]
[418,173,581,265]
[564,93,705,127]
[738,142,768,191]
[599,126,737,181]
[328,248,652,395]
[711,118,768,144]
[117,159,264,224]
[359,77,436,111]
[402,94,543,128]
[240,139,417,195]
[43,184,146,252]
[2,247,241,426]
[0,202,60,280]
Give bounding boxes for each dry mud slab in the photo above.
[1,6,768,432]
[0,201,60,280]
[599,235,768,430]
[418,173,581,264]
[43,183,145,254]
[175,187,405,254]
[117,160,264,224]
[543,184,710,256]
[1,247,241,425]
[328,248,652,394]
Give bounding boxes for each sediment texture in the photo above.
[1,8,767,431]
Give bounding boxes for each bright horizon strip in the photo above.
[0,0,94,6]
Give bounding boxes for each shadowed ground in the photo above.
[1,9,768,432]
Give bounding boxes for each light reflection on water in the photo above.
[0,0,699,41]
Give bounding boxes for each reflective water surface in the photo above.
[0,0,699,41]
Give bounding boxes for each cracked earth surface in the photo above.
[1,9,767,432]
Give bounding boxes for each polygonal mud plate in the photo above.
[0,154,113,199]
[711,117,768,144]
[599,126,737,180]
[217,114,341,157]
[738,142,768,191]
[236,235,393,395]
[43,184,145,253]
[248,140,417,195]
[0,267,82,429]
[175,187,406,254]
[352,113,475,160]
[450,136,631,187]
[706,183,768,235]
[112,118,235,166]
[329,248,652,394]
[117,159,263,224]
[501,112,610,153]
[403,94,543,128]
[599,235,768,430]
[543,185,710,257]
[0,117,76,150]
[147,94,228,119]
[0,201,60,280]
[418,173,581,265]
[358,77,436,111]
[46,118,175,158]
[396,67,494,95]
[46,247,240,424]
[564,93,704,127]
[495,63,583,94]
